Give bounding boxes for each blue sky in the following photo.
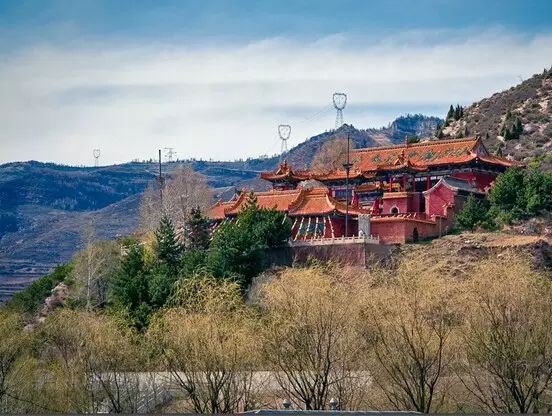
[1,0,551,165]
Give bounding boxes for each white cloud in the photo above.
[1,29,551,165]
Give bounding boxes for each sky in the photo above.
[1,0,552,165]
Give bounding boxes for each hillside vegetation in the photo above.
[443,67,552,165]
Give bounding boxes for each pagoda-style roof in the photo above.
[311,169,376,181]
[352,137,520,171]
[224,189,303,216]
[260,138,520,187]
[208,199,240,220]
[260,160,311,182]
[207,187,370,220]
[288,187,370,216]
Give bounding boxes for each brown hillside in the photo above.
[443,67,552,164]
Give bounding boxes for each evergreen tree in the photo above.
[207,200,292,290]
[515,118,523,137]
[446,105,454,120]
[184,207,211,250]
[155,214,183,272]
[489,167,526,217]
[454,104,461,120]
[110,244,152,329]
[457,195,494,231]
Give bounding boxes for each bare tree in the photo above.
[359,262,462,413]
[459,253,552,413]
[260,267,364,410]
[72,225,120,310]
[140,164,213,232]
[39,309,152,413]
[310,137,352,174]
[151,276,261,413]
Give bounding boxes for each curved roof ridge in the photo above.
[352,136,480,153]
[254,188,301,196]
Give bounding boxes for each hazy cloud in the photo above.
[1,29,551,165]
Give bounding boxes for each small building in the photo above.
[208,137,521,244]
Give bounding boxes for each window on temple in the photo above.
[391,207,399,215]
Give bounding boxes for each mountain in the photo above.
[443,67,552,165]
[278,114,442,169]
[0,114,440,300]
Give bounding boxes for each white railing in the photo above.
[290,234,380,247]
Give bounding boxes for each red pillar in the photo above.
[426,176,431,190]
[389,177,393,192]
[411,176,416,192]
[402,175,407,191]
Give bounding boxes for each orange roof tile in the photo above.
[207,200,238,220]
[224,189,302,216]
[288,187,371,216]
[208,187,371,219]
[260,160,311,182]
[311,170,376,181]
[351,137,519,171]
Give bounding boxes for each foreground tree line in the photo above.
[1,251,552,413]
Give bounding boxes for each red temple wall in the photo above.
[425,183,456,218]
[451,171,497,191]
[381,192,423,214]
[371,220,441,244]
[382,194,410,214]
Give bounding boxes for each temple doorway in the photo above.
[412,227,419,242]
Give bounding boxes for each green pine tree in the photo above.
[110,244,153,329]
[155,214,183,272]
[446,105,454,120]
[457,195,494,231]
[515,118,523,136]
[454,104,461,120]
[185,207,211,250]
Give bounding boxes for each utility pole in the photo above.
[157,149,164,212]
[343,135,352,237]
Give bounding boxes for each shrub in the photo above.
[7,263,72,315]
[456,195,495,231]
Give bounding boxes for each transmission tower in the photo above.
[278,124,291,163]
[164,147,177,163]
[93,149,101,167]
[333,92,347,130]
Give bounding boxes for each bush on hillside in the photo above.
[456,195,495,231]
[7,263,72,315]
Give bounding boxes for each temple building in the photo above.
[208,137,521,244]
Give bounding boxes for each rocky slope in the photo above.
[443,67,552,164]
[399,230,552,278]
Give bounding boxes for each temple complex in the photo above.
[208,137,521,244]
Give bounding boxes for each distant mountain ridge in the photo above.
[0,113,441,300]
